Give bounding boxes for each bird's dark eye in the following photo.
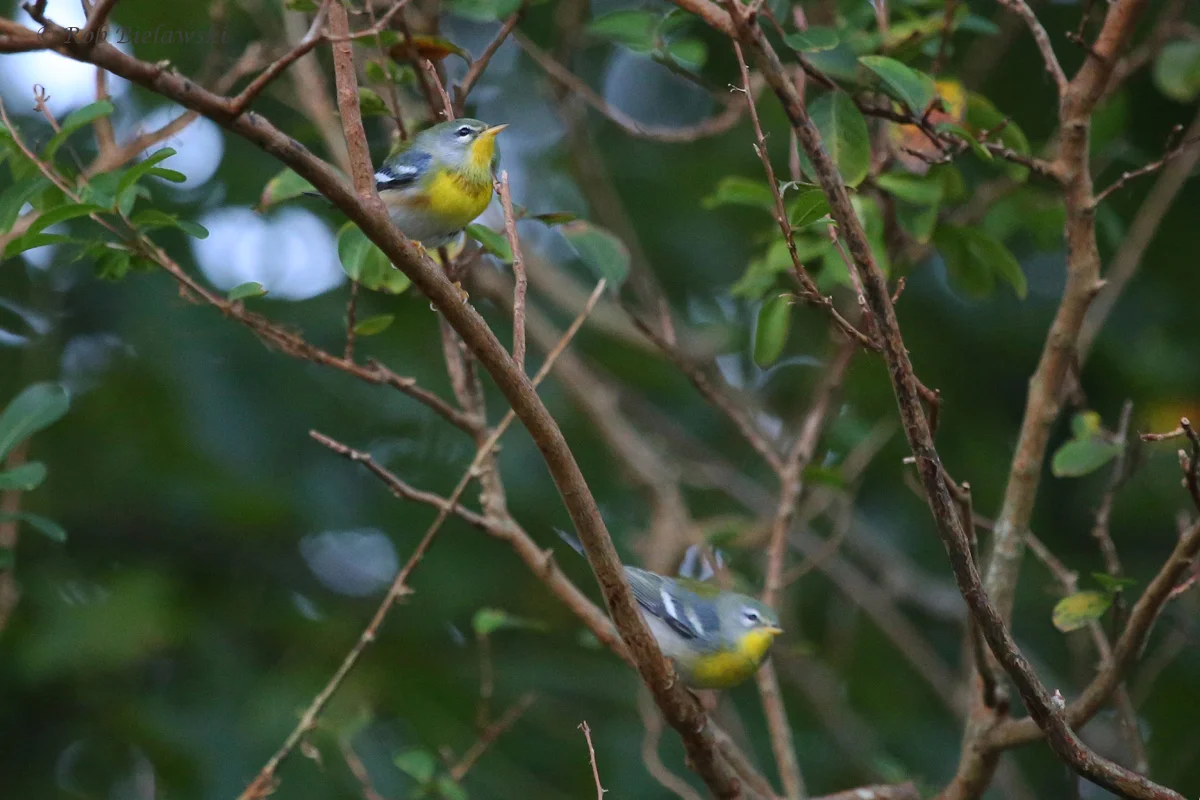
[456,126,473,138]
[742,609,761,625]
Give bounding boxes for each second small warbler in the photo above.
[374,118,508,247]
[624,566,783,689]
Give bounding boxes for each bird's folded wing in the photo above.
[375,150,432,191]
[624,567,700,640]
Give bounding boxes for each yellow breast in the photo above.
[687,629,778,689]
[426,169,493,227]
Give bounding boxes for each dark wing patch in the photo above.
[624,567,699,640]
[375,150,430,191]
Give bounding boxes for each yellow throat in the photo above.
[688,627,781,689]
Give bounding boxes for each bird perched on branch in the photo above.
[624,566,782,689]
[373,118,507,248]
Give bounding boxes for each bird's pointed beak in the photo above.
[483,123,509,137]
[765,626,784,636]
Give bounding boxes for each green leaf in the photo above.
[79,172,122,209]
[0,462,47,491]
[531,211,578,226]
[560,221,630,289]
[228,281,268,301]
[587,9,658,52]
[358,87,390,118]
[26,202,106,236]
[147,167,186,183]
[117,148,178,198]
[336,223,411,294]
[663,38,707,70]
[875,172,943,205]
[42,100,114,162]
[0,175,51,233]
[933,226,1026,299]
[352,313,395,336]
[786,186,831,229]
[1092,572,1138,594]
[702,176,775,212]
[259,169,317,209]
[965,93,1032,180]
[94,247,133,280]
[472,607,547,636]
[129,209,208,238]
[859,55,936,113]
[0,511,65,542]
[805,92,870,188]
[435,776,468,800]
[783,27,840,53]
[1052,591,1112,633]
[394,749,437,784]
[0,383,69,461]
[1153,40,1200,103]
[754,293,792,368]
[4,232,72,259]
[1051,437,1122,478]
[445,0,521,23]
[465,223,513,262]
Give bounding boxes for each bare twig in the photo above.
[423,60,455,120]
[229,0,333,115]
[732,40,877,352]
[454,10,523,115]
[1093,128,1200,206]
[515,31,752,144]
[497,171,527,372]
[449,692,536,781]
[344,280,360,361]
[995,0,1068,95]
[80,0,118,44]
[638,692,705,800]
[578,721,606,799]
[338,738,389,800]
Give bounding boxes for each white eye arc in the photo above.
[456,125,474,138]
[741,608,762,626]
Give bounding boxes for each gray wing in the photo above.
[624,566,700,640]
[375,150,432,191]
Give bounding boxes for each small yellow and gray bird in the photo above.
[373,118,507,248]
[624,566,783,689]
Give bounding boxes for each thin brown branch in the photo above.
[756,340,853,800]
[449,692,536,781]
[81,0,118,44]
[995,0,1067,95]
[497,171,527,373]
[1181,419,1200,513]
[361,0,408,142]
[732,40,878,352]
[423,60,455,120]
[228,0,333,115]
[1093,129,1200,206]
[638,692,705,800]
[344,280,360,361]
[631,315,785,473]
[578,721,607,799]
[454,10,523,116]
[338,738,389,800]
[515,30,752,144]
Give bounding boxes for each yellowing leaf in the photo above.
[1052,591,1112,632]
